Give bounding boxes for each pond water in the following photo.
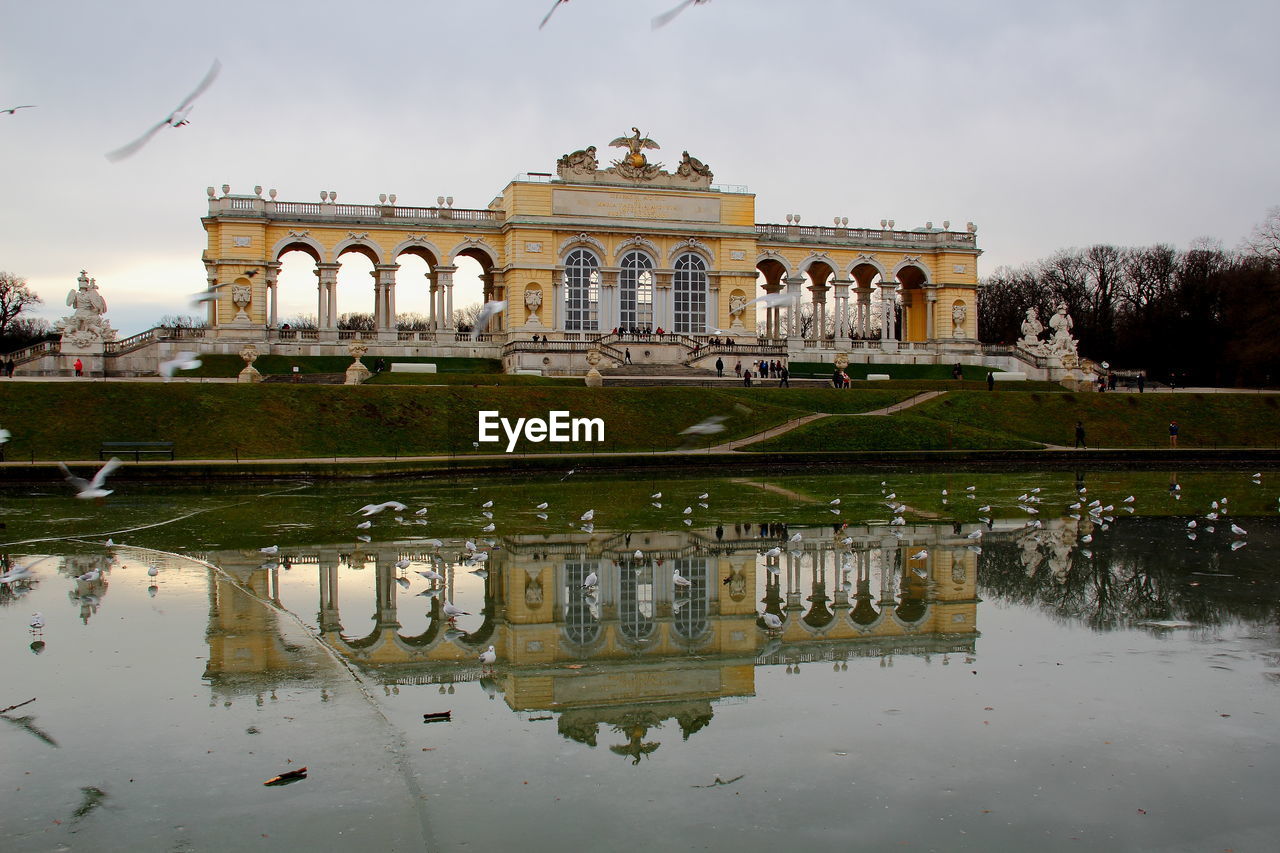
[2,469,1278,852]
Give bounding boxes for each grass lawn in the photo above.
[0,384,802,460]
[746,413,1043,452]
[788,362,999,381]
[912,391,1280,448]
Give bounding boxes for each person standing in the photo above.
[742,368,752,387]
[1137,374,1145,393]
[1169,420,1179,448]
[1074,420,1086,449]
[987,372,995,391]
[779,364,789,388]
[624,348,632,364]
[715,356,723,377]
[735,360,742,377]
[5,358,14,378]
[73,358,83,377]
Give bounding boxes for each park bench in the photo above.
[100,441,175,461]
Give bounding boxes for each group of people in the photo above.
[830,368,852,388]
[2,358,15,377]
[731,358,789,387]
[610,326,665,339]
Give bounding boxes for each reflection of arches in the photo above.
[802,581,834,629]
[563,560,603,649]
[618,567,657,647]
[672,558,710,644]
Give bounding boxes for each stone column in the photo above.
[785,276,805,338]
[204,263,219,328]
[315,263,340,332]
[373,264,399,339]
[878,282,898,350]
[655,271,674,331]
[707,273,721,334]
[552,270,564,333]
[600,268,620,332]
[265,262,280,329]
[856,286,873,338]
[924,288,938,341]
[435,266,456,334]
[489,270,506,331]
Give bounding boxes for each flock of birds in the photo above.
[5,466,1273,660]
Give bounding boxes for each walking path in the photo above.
[703,391,945,452]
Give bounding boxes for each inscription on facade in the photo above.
[552,188,721,224]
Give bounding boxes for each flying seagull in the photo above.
[2,105,35,115]
[158,351,201,379]
[105,58,222,162]
[58,457,123,499]
[653,0,710,30]
[540,0,569,29]
[471,301,507,339]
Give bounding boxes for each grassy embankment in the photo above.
[0,384,909,461]
[748,391,1280,452]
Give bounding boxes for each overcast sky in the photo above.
[3,0,1278,335]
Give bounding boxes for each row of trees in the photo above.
[0,272,50,352]
[977,209,1280,387]
[278,305,487,333]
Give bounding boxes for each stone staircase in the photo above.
[601,363,716,377]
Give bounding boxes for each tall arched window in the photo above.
[564,248,600,332]
[673,252,708,334]
[619,251,654,331]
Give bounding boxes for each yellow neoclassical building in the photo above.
[198,129,984,374]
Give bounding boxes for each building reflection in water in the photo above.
[203,524,981,760]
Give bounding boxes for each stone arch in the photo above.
[447,238,500,270]
[756,251,794,279]
[892,259,931,286]
[847,257,888,284]
[271,234,325,263]
[333,238,385,265]
[668,237,714,266]
[615,235,661,265]
[799,253,839,284]
[391,238,444,267]
[558,232,606,259]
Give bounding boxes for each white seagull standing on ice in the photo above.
[1230,523,1247,536]
[761,612,783,630]
[581,571,598,589]
[442,600,470,621]
[580,509,595,521]
[59,457,123,500]
[673,569,692,588]
[106,59,222,161]
[479,645,497,669]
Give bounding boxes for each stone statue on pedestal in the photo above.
[58,271,116,348]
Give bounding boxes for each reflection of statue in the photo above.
[951,303,967,337]
[676,150,713,181]
[557,146,598,175]
[58,271,116,347]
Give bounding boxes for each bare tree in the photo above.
[158,314,208,329]
[395,312,431,331]
[1242,206,1280,264]
[336,312,374,331]
[452,303,482,332]
[0,272,42,340]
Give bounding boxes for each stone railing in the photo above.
[209,195,504,225]
[103,325,207,355]
[3,338,61,364]
[755,223,977,247]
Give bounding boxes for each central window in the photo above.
[673,252,707,334]
[564,248,600,331]
[619,251,654,330]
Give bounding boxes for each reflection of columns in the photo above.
[318,560,342,633]
[924,288,937,340]
[265,262,280,328]
[315,263,340,330]
[375,558,399,630]
[372,264,399,336]
[785,276,805,338]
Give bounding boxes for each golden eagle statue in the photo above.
[609,128,660,169]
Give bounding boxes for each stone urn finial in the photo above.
[238,344,263,383]
[345,340,372,385]
[584,345,604,387]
